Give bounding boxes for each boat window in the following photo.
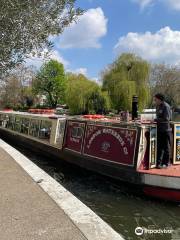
[71,127,83,138]
[39,120,52,141]
[7,115,16,130]
[29,119,40,137]
[0,114,3,127]
[55,120,65,145]
[0,114,9,128]
[14,116,22,132]
[21,118,30,135]
[77,127,83,138]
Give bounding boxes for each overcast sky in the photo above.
[27,0,180,81]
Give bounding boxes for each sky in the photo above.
[27,0,180,81]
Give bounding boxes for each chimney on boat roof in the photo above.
[132,95,138,120]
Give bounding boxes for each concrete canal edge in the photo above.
[0,139,124,240]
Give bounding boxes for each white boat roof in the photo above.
[142,109,156,113]
[0,111,66,120]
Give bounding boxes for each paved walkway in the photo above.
[0,147,87,240]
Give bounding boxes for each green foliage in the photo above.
[1,0,83,75]
[33,60,66,107]
[102,53,150,111]
[66,73,111,114]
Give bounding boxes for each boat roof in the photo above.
[1,111,178,124]
[0,111,66,120]
[142,109,156,113]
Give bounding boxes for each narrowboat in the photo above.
[0,110,179,202]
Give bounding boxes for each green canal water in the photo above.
[12,146,180,240]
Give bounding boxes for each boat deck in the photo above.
[138,164,180,177]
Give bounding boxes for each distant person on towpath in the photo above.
[154,93,172,169]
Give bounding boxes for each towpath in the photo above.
[0,146,87,240]
[0,139,123,240]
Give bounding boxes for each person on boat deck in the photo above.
[154,93,172,169]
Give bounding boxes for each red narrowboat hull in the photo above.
[143,186,180,202]
[0,114,180,202]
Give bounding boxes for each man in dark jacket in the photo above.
[154,93,172,168]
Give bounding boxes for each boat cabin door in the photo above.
[149,126,157,169]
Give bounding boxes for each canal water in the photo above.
[11,146,180,240]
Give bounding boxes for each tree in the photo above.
[86,88,111,114]
[0,64,35,109]
[33,59,66,107]
[102,53,150,111]
[0,75,21,108]
[150,64,180,107]
[66,73,111,114]
[0,0,82,75]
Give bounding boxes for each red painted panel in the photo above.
[83,124,137,166]
[144,186,180,202]
[64,121,86,153]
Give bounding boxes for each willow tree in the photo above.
[102,53,150,111]
[0,0,82,75]
[66,73,111,114]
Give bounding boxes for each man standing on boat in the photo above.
[154,93,172,169]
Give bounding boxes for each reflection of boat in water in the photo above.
[0,110,180,202]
